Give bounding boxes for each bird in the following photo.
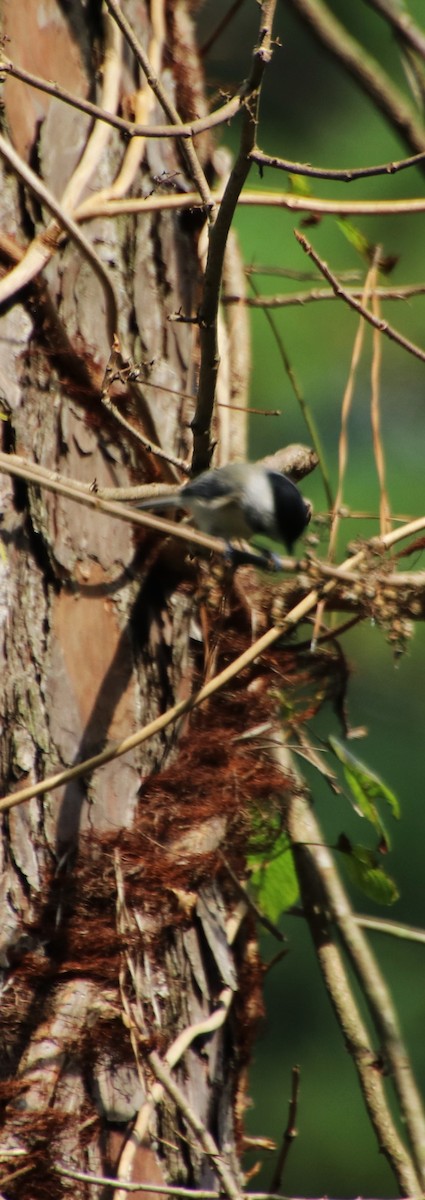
[135,461,311,558]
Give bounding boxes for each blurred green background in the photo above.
[195,3,425,1195]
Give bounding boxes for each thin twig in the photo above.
[0,513,424,812]
[336,903,425,1184]
[0,451,183,502]
[220,854,285,942]
[246,263,363,280]
[328,256,378,560]
[0,1164,33,1188]
[4,175,425,314]
[56,1164,221,1193]
[83,0,162,212]
[100,386,188,473]
[192,0,278,474]
[361,0,425,60]
[0,134,118,344]
[54,1164,324,1197]
[247,275,333,510]
[286,0,425,159]
[0,449,299,573]
[74,188,425,222]
[23,32,118,357]
[269,1066,301,1193]
[0,8,122,314]
[355,915,425,944]
[100,371,280,414]
[222,282,425,308]
[59,5,122,214]
[0,450,233,552]
[1,448,424,589]
[311,254,378,650]
[200,0,247,57]
[0,57,243,140]
[251,145,425,181]
[370,275,392,535]
[316,567,425,589]
[240,191,425,216]
[146,1052,244,1200]
[103,0,213,210]
[295,229,425,365]
[278,758,423,1194]
[6,1,425,157]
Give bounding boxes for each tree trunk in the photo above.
[0,3,255,1196]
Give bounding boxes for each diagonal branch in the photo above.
[0,56,244,140]
[282,779,422,1194]
[247,273,333,509]
[1,511,425,813]
[192,0,278,474]
[295,229,425,365]
[103,0,213,210]
[362,0,425,60]
[0,133,118,343]
[286,0,425,159]
[146,1052,244,1200]
[327,257,378,561]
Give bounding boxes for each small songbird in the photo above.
[136,461,311,555]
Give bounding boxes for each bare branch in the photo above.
[0,12,124,314]
[247,273,333,509]
[282,779,422,1194]
[251,144,425,181]
[0,451,239,554]
[371,277,392,535]
[269,1065,301,1192]
[192,0,279,473]
[223,282,425,308]
[100,340,189,473]
[0,57,244,140]
[295,229,425,365]
[103,0,213,209]
[0,133,118,343]
[74,188,425,222]
[282,732,425,1186]
[146,1052,244,1200]
[55,1171,226,1196]
[200,0,247,57]
[0,451,180,502]
[327,258,378,562]
[362,0,425,60]
[286,0,425,158]
[59,5,123,212]
[355,915,425,944]
[1,510,425,812]
[239,190,425,215]
[56,1163,347,1199]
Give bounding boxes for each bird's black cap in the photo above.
[268,472,311,551]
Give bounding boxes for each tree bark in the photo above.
[0,3,254,1196]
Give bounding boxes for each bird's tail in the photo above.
[135,492,183,512]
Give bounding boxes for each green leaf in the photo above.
[329,737,400,848]
[288,172,312,197]
[337,836,399,906]
[248,833,299,923]
[337,218,371,260]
